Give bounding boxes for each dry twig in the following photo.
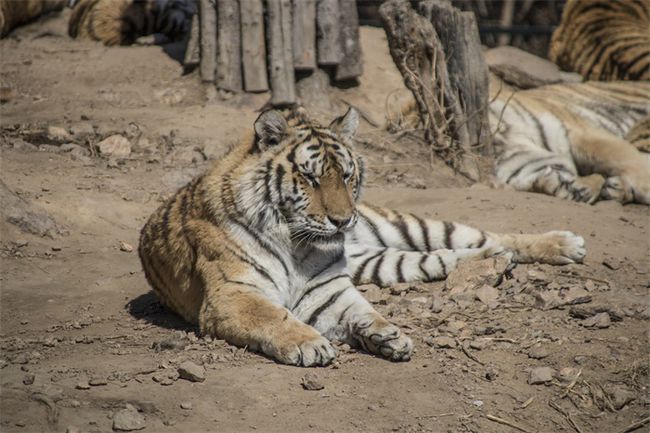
[617,416,650,433]
[548,400,584,433]
[485,414,533,433]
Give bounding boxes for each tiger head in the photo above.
[251,107,365,240]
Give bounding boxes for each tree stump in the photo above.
[183,12,200,74]
[380,0,488,180]
[336,0,363,81]
[316,0,342,66]
[292,0,317,70]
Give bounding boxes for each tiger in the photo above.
[0,0,65,37]
[549,0,650,81]
[68,0,194,46]
[489,80,650,205]
[138,107,586,367]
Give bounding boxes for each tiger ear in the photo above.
[329,107,359,140]
[254,110,289,151]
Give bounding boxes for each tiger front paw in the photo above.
[267,331,337,367]
[352,314,413,362]
[569,174,606,204]
[538,231,586,265]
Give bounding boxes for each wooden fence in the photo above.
[185,0,363,106]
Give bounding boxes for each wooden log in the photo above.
[240,0,269,92]
[216,0,242,92]
[199,0,217,83]
[316,0,342,65]
[266,0,296,105]
[420,0,490,150]
[292,0,317,70]
[335,0,363,81]
[183,12,200,73]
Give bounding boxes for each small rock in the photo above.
[430,294,444,313]
[152,371,178,386]
[69,122,95,138]
[602,258,620,270]
[364,286,390,304]
[22,373,35,385]
[430,336,456,349]
[76,381,90,390]
[528,345,550,359]
[11,138,38,152]
[97,135,131,158]
[556,367,579,383]
[528,367,555,385]
[47,126,71,143]
[112,405,146,431]
[581,312,611,329]
[180,401,192,410]
[608,385,635,410]
[475,285,499,307]
[485,368,498,381]
[302,373,324,391]
[89,377,107,386]
[66,427,81,433]
[469,339,489,351]
[446,256,511,293]
[152,338,187,352]
[472,399,484,407]
[119,241,133,253]
[389,283,411,296]
[177,361,205,382]
[12,353,29,364]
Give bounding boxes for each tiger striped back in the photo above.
[549,0,650,81]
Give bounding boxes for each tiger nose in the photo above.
[328,215,352,229]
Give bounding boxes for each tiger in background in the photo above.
[489,80,650,205]
[549,0,650,81]
[0,0,65,37]
[138,107,586,366]
[68,0,194,46]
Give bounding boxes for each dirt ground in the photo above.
[1,10,649,433]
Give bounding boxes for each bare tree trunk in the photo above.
[335,0,363,81]
[380,0,485,180]
[199,0,217,83]
[420,0,490,151]
[292,0,316,70]
[266,0,296,105]
[316,0,342,66]
[241,0,269,92]
[216,0,242,92]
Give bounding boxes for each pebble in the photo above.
[152,338,187,352]
[66,427,80,433]
[430,294,444,313]
[177,361,205,382]
[47,126,71,143]
[485,368,498,381]
[580,312,611,329]
[180,401,192,410]
[97,134,131,158]
[22,373,35,385]
[469,339,488,351]
[302,373,325,391]
[556,367,579,383]
[89,377,107,386]
[112,405,146,431]
[364,286,390,304]
[429,336,456,349]
[152,370,178,386]
[609,385,635,410]
[119,241,134,253]
[13,353,29,364]
[472,400,484,408]
[527,345,550,359]
[475,285,499,307]
[76,381,91,390]
[528,367,555,385]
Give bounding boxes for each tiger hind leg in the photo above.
[570,131,650,205]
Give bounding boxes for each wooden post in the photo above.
[240,0,269,92]
[316,0,342,66]
[335,0,363,81]
[183,12,200,73]
[266,0,296,105]
[199,0,217,83]
[420,0,490,150]
[216,0,243,92]
[292,0,317,70]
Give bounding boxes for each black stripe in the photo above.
[476,231,487,248]
[396,254,405,283]
[395,213,417,250]
[336,304,354,327]
[506,156,555,183]
[514,101,551,151]
[418,254,432,281]
[360,213,387,247]
[370,254,386,286]
[293,274,348,309]
[223,244,277,287]
[352,250,384,284]
[443,222,455,249]
[414,215,431,251]
[224,278,260,291]
[436,255,447,278]
[348,249,369,259]
[228,218,290,277]
[307,288,350,326]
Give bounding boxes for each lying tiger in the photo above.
[138,108,585,366]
